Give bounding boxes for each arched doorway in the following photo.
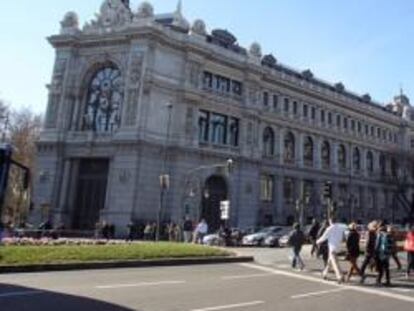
[201,175,228,232]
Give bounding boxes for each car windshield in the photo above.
[258,227,280,234]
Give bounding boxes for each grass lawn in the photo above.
[0,242,230,266]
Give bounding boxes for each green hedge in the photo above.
[0,242,230,266]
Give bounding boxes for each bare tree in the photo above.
[383,145,414,225]
[2,106,42,226]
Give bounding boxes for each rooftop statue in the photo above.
[191,19,207,36]
[60,12,79,35]
[249,42,262,58]
[135,1,154,19]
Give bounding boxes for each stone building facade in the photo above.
[35,0,414,234]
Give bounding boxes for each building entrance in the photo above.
[201,175,228,232]
[72,159,109,230]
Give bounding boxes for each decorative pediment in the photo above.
[83,0,132,34]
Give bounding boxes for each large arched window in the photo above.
[366,151,374,173]
[284,132,295,164]
[338,144,347,170]
[303,136,314,167]
[321,141,330,169]
[263,127,275,157]
[353,147,361,171]
[84,66,123,132]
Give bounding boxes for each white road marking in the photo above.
[241,263,414,303]
[291,288,348,299]
[221,273,272,280]
[0,291,44,298]
[276,264,290,269]
[96,280,186,289]
[190,301,265,311]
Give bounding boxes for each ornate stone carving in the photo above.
[135,1,154,19]
[83,0,132,33]
[191,19,207,36]
[60,12,79,35]
[186,62,201,88]
[51,59,67,91]
[249,42,262,58]
[128,54,143,86]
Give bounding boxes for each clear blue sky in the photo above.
[1,0,414,114]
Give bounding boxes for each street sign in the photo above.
[220,200,230,220]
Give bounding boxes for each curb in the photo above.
[0,256,254,274]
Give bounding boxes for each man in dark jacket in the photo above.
[360,221,378,284]
[308,218,320,257]
[346,223,361,282]
[288,223,306,270]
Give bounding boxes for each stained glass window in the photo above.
[84,67,123,132]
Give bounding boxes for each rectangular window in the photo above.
[203,72,213,89]
[210,113,227,144]
[336,115,341,127]
[260,174,274,202]
[370,126,374,136]
[365,124,369,135]
[198,110,210,142]
[228,117,239,147]
[344,117,348,129]
[311,107,316,120]
[263,91,269,106]
[377,127,381,138]
[321,110,325,123]
[284,98,290,112]
[293,101,298,115]
[357,122,361,133]
[273,94,279,109]
[351,120,355,131]
[328,112,332,124]
[232,80,243,96]
[303,104,308,117]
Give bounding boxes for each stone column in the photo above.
[315,137,322,170]
[297,132,304,168]
[54,159,71,226]
[275,174,284,224]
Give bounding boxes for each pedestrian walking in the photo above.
[308,218,320,257]
[182,217,194,243]
[346,223,361,282]
[143,222,152,241]
[404,224,414,279]
[316,220,329,268]
[360,221,378,284]
[193,219,208,244]
[288,223,306,270]
[387,225,402,270]
[317,217,346,284]
[375,223,393,286]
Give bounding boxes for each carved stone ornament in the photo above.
[83,0,132,34]
[135,1,154,19]
[249,42,262,58]
[191,19,207,36]
[60,12,79,35]
[119,169,131,183]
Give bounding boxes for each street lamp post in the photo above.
[156,103,173,241]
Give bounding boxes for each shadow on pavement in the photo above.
[0,283,138,311]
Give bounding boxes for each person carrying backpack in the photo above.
[375,223,393,286]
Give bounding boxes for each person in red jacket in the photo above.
[404,225,414,279]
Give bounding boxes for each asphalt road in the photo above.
[0,248,413,311]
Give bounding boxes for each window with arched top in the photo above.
[284,132,295,164]
[83,66,123,132]
[321,141,330,169]
[338,144,347,170]
[366,151,374,173]
[303,136,314,167]
[353,147,361,171]
[263,127,275,157]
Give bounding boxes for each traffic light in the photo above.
[323,181,332,199]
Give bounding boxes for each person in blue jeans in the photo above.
[288,223,306,270]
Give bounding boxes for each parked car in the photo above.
[263,226,291,247]
[242,226,287,247]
